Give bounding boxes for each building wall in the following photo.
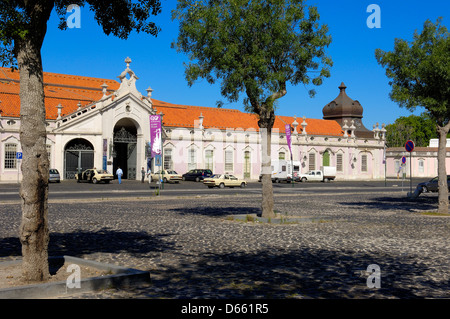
[386,150,450,179]
[0,62,387,182]
[161,125,386,180]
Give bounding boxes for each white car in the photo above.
[203,174,247,188]
[151,170,182,183]
[298,170,324,182]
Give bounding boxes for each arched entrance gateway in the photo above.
[113,118,138,180]
[64,138,94,179]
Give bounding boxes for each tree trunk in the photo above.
[437,124,450,214]
[16,37,50,282]
[259,115,276,219]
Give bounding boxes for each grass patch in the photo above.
[419,211,450,217]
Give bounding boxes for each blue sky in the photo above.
[40,0,449,128]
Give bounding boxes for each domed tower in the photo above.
[322,82,372,138]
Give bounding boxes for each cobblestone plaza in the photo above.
[1,190,449,299]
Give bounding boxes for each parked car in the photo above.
[258,160,300,183]
[49,168,60,183]
[203,174,247,188]
[298,167,336,182]
[76,169,114,184]
[151,170,182,183]
[417,175,450,193]
[182,169,213,182]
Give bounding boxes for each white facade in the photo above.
[0,60,387,182]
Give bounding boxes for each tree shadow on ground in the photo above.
[0,227,176,259]
[146,247,448,299]
[339,194,440,213]
[2,227,447,298]
[169,206,261,217]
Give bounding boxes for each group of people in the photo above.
[114,166,152,184]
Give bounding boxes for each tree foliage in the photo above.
[375,18,449,126]
[0,0,162,67]
[385,113,439,147]
[171,0,332,111]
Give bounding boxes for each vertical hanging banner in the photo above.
[285,124,292,159]
[150,115,162,158]
[102,139,107,170]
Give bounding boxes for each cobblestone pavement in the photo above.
[1,191,449,299]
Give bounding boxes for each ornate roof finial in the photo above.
[292,116,298,134]
[116,57,140,97]
[198,112,204,129]
[125,57,132,68]
[146,86,153,98]
[301,116,307,135]
[56,103,63,120]
[101,83,108,97]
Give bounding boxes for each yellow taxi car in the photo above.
[151,170,182,183]
[76,169,114,184]
[203,174,247,189]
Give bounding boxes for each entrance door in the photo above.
[65,139,94,179]
[113,123,137,180]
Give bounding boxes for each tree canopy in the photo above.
[375,18,449,126]
[385,113,439,147]
[0,0,162,67]
[171,0,333,114]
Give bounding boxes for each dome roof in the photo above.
[322,82,373,138]
[322,82,363,120]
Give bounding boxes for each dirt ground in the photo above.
[0,261,109,289]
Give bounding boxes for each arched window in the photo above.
[188,147,197,170]
[418,159,424,174]
[205,149,214,170]
[336,153,343,172]
[323,150,330,167]
[309,153,316,171]
[225,149,233,172]
[164,148,173,170]
[244,151,251,178]
[361,154,368,172]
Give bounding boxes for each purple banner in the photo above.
[285,124,292,157]
[150,114,162,158]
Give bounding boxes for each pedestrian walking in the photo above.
[116,166,123,184]
[147,168,152,186]
[141,167,146,183]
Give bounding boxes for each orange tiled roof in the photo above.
[152,100,343,136]
[0,67,119,119]
[0,67,343,136]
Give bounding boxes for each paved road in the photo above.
[0,178,425,202]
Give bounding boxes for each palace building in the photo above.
[0,58,387,182]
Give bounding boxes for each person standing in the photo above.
[141,167,146,183]
[116,166,123,184]
[147,168,152,187]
